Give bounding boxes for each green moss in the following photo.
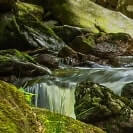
[16,1,44,20]
[0,80,43,133]
[0,49,36,63]
[35,108,106,133]
[75,81,133,133]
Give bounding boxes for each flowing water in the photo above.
[25,67,133,118]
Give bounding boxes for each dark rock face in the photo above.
[0,0,16,12]
[91,0,118,10]
[53,25,89,43]
[75,81,133,133]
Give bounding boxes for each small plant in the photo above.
[19,87,34,105]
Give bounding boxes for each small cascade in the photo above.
[25,79,76,119]
[53,67,133,95]
[25,67,133,118]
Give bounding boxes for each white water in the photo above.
[26,79,76,118]
[25,67,133,118]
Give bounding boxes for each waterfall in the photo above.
[25,67,133,118]
[25,79,76,119]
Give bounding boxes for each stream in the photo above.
[25,67,133,118]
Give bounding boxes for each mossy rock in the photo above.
[122,82,133,100]
[0,80,44,133]
[16,1,44,20]
[0,49,51,77]
[43,0,133,37]
[0,1,64,51]
[75,81,133,133]
[0,80,105,133]
[70,32,133,55]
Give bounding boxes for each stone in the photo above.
[35,54,59,69]
[43,0,133,37]
[75,80,133,133]
[53,25,89,43]
[0,49,51,77]
[0,1,64,51]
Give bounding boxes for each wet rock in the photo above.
[35,54,59,69]
[58,46,78,58]
[58,46,105,67]
[0,49,51,77]
[0,1,64,51]
[75,80,133,133]
[58,46,97,66]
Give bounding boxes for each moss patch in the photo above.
[35,108,106,133]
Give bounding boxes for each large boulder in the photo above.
[75,81,133,133]
[43,0,133,37]
[0,80,105,133]
[0,1,64,51]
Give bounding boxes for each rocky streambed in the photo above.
[0,0,133,133]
